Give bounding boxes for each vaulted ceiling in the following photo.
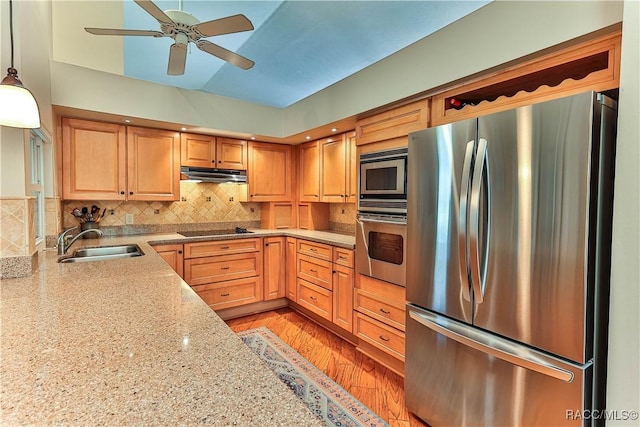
[80,0,490,108]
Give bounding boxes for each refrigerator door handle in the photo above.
[408,307,575,383]
[469,138,489,304]
[458,140,475,302]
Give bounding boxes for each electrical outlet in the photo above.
[154,209,160,215]
[109,209,115,215]
[206,196,212,202]
[125,214,134,224]
[229,197,234,202]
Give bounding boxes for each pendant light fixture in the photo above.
[0,0,40,129]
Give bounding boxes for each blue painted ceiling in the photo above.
[119,1,490,108]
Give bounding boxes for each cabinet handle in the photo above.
[129,191,134,195]
[220,293,230,297]
[309,269,317,273]
[220,246,230,249]
[309,248,317,252]
[379,335,390,342]
[379,308,391,314]
[338,256,346,260]
[265,243,269,247]
[178,250,183,254]
[220,266,230,270]
[309,296,317,301]
[120,191,125,195]
[218,160,222,163]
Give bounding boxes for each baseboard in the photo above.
[216,298,289,320]
[356,340,405,378]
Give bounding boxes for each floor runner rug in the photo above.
[238,326,388,427]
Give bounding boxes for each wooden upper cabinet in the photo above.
[320,134,347,203]
[181,133,215,168]
[127,126,180,201]
[181,133,247,170]
[62,118,127,200]
[346,131,357,203]
[247,141,292,202]
[355,99,428,146]
[217,137,247,170]
[299,140,320,202]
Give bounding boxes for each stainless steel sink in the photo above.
[58,244,144,263]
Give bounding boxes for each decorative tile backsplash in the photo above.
[62,182,261,228]
[0,197,34,257]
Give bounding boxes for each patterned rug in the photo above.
[238,326,388,427]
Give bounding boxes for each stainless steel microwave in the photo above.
[358,147,408,214]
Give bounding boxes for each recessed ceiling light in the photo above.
[123,119,131,123]
[250,136,256,140]
[305,136,311,140]
[331,128,338,132]
[181,127,187,131]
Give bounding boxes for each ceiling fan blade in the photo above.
[193,14,254,37]
[85,28,164,37]
[167,43,187,75]
[134,0,174,25]
[196,40,254,70]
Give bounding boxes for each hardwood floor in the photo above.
[226,308,429,427]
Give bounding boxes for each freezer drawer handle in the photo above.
[409,309,574,383]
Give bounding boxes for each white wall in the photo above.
[607,1,640,424]
[0,0,53,197]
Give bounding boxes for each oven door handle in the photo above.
[356,215,407,226]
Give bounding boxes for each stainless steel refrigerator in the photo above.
[405,91,617,427]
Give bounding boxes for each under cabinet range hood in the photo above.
[180,166,247,183]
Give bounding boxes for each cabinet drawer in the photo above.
[356,274,405,306]
[333,247,354,268]
[297,253,333,290]
[184,238,261,259]
[355,289,405,331]
[185,252,262,285]
[354,312,405,361]
[192,276,263,310]
[297,240,332,261]
[297,279,332,321]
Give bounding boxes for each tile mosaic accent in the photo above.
[329,203,357,225]
[1,198,28,257]
[1,197,38,278]
[62,182,261,229]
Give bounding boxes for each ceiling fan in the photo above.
[85,0,255,75]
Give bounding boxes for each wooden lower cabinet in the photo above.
[153,244,184,278]
[354,273,406,372]
[264,237,286,300]
[191,276,263,311]
[285,238,297,301]
[183,238,263,311]
[354,312,405,362]
[294,240,354,334]
[297,279,332,321]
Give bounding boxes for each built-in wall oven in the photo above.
[358,147,408,215]
[356,213,407,287]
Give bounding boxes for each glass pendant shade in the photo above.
[0,67,41,129]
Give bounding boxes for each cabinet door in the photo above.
[332,264,354,333]
[264,237,286,300]
[299,140,320,202]
[154,244,184,278]
[62,118,126,200]
[320,134,347,202]
[345,131,358,203]
[285,237,297,301]
[181,133,215,168]
[216,138,247,170]
[248,142,292,202]
[127,126,180,201]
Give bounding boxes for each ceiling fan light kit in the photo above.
[0,0,41,129]
[85,0,255,76]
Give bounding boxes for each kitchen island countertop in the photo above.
[0,229,353,426]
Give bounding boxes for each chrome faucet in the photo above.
[57,226,104,255]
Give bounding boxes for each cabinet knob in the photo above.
[120,191,125,195]
[129,191,133,195]
[212,160,216,163]
[178,250,183,254]
[218,160,222,163]
[265,243,269,247]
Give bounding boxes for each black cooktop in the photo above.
[178,227,253,237]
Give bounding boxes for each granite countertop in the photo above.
[0,228,354,426]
